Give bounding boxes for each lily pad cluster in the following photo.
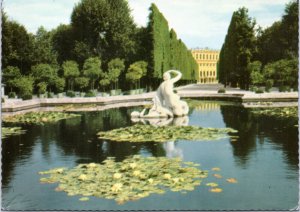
[206,167,238,193]
[97,124,238,142]
[2,127,26,139]
[251,107,298,119]
[56,104,97,111]
[3,112,81,125]
[39,156,207,204]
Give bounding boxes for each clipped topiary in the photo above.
[218,88,226,93]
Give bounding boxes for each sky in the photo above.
[3,0,290,49]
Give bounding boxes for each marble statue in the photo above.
[131,70,189,119]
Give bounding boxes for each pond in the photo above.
[1,101,298,210]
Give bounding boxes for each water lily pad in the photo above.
[206,183,218,187]
[251,107,298,119]
[79,197,89,201]
[209,188,223,193]
[213,174,222,179]
[97,124,237,143]
[2,127,26,139]
[39,156,208,204]
[3,112,81,125]
[56,104,97,111]
[226,178,238,183]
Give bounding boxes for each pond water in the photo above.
[2,101,298,210]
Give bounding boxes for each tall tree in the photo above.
[71,0,136,64]
[257,21,283,65]
[107,58,125,89]
[62,60,80,90]
[51,24,75,65]
[281,1,298,58]
[257,1,298,65]
[2,66,22,93]
[2,12,34,75]
[146,4,197,86]
[83,57,102,90]
[31,26,58,66]
[218,7,256,89]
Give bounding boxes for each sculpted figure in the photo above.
[156,70,189,116]
[131,70,189,119]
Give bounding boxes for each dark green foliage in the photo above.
[255,1,298,88]
[2,12,34,75]
[146,4,197,84]
[74,77,89,92]
[47,92,54,98]
[71,0,136,64]
[84,90,96,97]
[66,90,76,97]
[31,27,58,66]
[248,61,263,85]
[31,63,64,93]
[37,82,47,94]
[126,61,148,89]
[51,24,74,64]
[218,88,226,93]
[279,85,291,92]
[265,79,274,92]
[258,1,299,64]
[83,57,102,90]
[14,76,34,99]
[8,92,16,98]
[256,22,283,65]
[255,88,264,94]
[2,66,22,93]
[21,94,32,100]
[54,78,66,93]
[281,1,298,58]
[99,73,111,91]
[218,7,256,89]
[263,58,298,88]
[63,60,80,90]
[107,58,125,89]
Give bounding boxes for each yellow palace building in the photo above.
[191,48,220,84]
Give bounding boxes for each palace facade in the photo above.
[191,48,220,84]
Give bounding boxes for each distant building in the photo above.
[191,48,220,84]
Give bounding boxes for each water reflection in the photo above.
[131,116,188,158]
[192,101,220,111]
[220,105,298,169]
[2,103,298,196]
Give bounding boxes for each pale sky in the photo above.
[3,0,290,49]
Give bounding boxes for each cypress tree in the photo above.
[146,4,198,85]
[219,8,256,89]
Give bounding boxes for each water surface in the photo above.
[2,102,298,210]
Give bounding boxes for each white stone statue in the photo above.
[131,70,189,119]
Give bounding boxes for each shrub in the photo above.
[22,94,32,100]
[255,88,264,94]
[279,85,290,92]
[37,82,47,94]
[8,92,16,98]
[292,86,298,91]
[250,86,257,92]
[84,90,96,97]
[66,90,76,97]
[47,92,54,98]
[218,88,226,93]
[265,80,273,92]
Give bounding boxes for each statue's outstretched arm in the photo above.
[169,70,182,83]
